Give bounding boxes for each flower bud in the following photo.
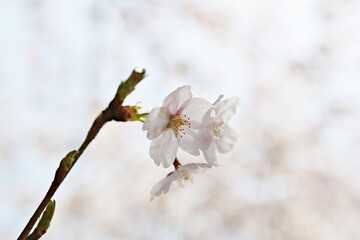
[113,105,148,122]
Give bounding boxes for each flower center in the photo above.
[167,114,191,138]
[177,170,194,187]
[213,121,224,142]
[180,171,192,181]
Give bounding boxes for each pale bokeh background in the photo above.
[1,0,360,239]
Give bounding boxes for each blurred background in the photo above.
[1,0,360,239]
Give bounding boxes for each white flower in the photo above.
[143,86,213,167]
[150,163,211,201]
[203,95,240,166]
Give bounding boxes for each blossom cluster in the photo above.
[143,86,239,200]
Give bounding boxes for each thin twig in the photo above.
[17,69,145,240]
[17,110,112,240]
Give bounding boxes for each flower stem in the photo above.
[173,158,182,170]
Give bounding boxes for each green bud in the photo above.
[36,200,56,233]
[116,69,146,104]
[60,150,78,172]
[113,105,148,122]
[124,106,148,122]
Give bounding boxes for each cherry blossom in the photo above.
[203,95,240,166]
[150,163,211,201]
[143,86,213,167]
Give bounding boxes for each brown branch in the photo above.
[17,69,146,240]
[26,228,45,240]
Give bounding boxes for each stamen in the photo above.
[213,121,224,143]
[167,114,192,137]
[177,170,194,187]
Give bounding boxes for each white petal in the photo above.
[150,163,212,201]
[150,178,168,201]
[149,129,178,167]
[150,172,179,201]
[181,97,213,124]
[179,163,212,172]
[194,127,213,150]
[216,124,237,153]
[203,145,219,166]
[178,127,212,155]
[198,107,215,127]
[143,107,169,140]
[178,128,200,156]
[214,97,240,123]
[162,85,192,114]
